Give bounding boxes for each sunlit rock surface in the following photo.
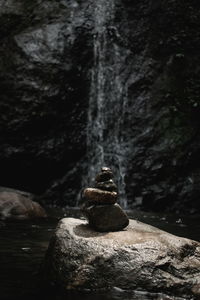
[0,187,46,220]
[44,218,200,299]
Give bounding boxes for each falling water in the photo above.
[86,0,130,208]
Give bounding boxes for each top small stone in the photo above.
[95,167,113,182]
[101,167,112,172]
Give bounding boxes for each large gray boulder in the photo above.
[44,218,200,299]
[0,187,47,220]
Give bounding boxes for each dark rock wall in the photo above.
[0,0,90,204]
[0,0,200,211]
[122,0,200,212]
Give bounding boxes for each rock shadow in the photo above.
[74,224,108,238]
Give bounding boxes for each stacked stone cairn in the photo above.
[82,167,129,232]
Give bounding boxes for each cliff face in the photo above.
[123,0,200,212]
[0,0,200,212]
[0,0,90,204]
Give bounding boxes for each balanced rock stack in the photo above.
[82,167,129,232]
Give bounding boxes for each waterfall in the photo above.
[85,0,130,208]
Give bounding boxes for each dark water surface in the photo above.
[0,208,199,300]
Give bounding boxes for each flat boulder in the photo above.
[0,187,47,220]
[44,218,200,299]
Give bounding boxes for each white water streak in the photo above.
[86,0,129,208]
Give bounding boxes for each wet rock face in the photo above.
[1,0,200,212]
[120,0,200,213]
[0,0,91,202]
[44,218,200,298]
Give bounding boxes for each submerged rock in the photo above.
[45,218,200,299]
[44,218,200,299]
[0,187,47,220]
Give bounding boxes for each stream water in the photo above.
[0,208,199,300]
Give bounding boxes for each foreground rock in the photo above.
[44,218,200,299]
[0,187,47,220]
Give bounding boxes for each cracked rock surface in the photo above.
[44,218,200,299]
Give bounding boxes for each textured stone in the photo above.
[44,218,200,299]
[83,188,117,205]
[95,179,118,192]
[0,187,46,220]
[95,171,114,183]
[83,203,129,232]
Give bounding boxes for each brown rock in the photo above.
[0,187,47,220]
[83,188,117,204]
[83,203,129,232]
[95,179,118,192]
[95,168,113,182]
